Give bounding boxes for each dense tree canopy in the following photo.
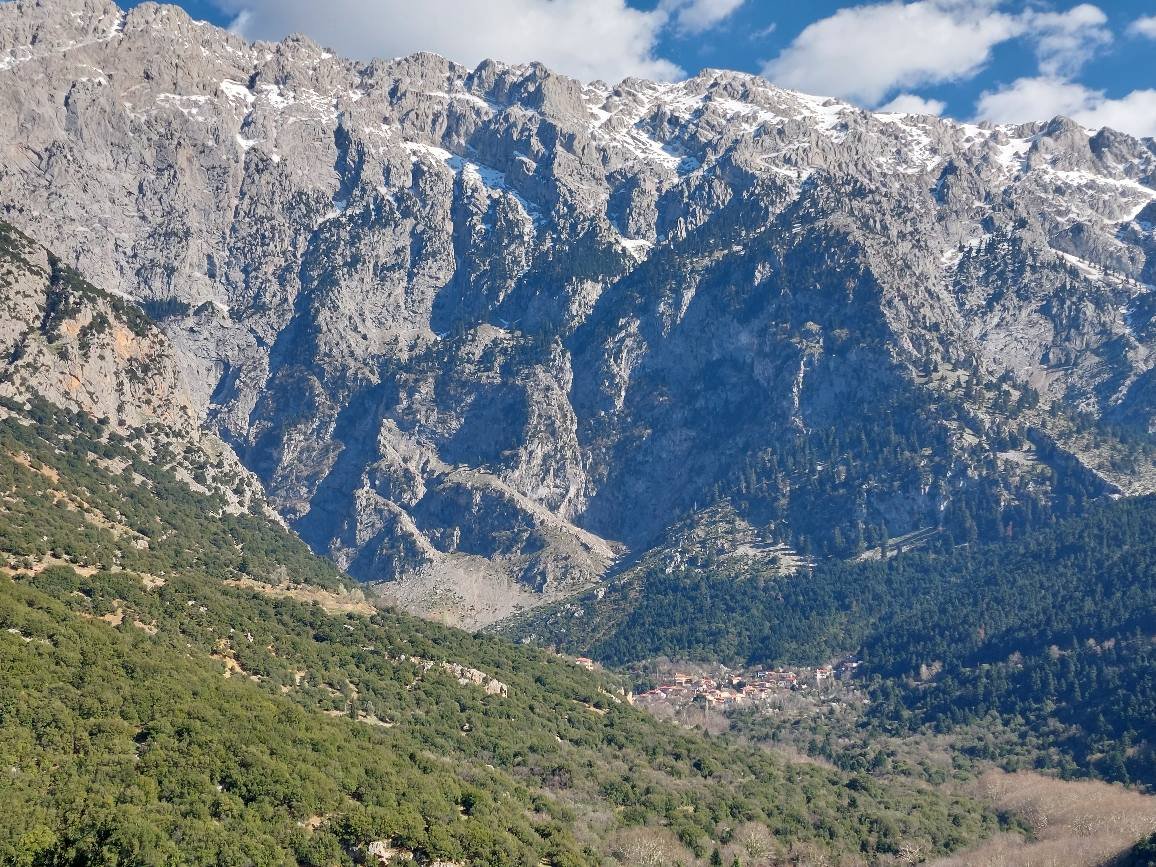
[0,401,1000,865]
[513,496,1156,788]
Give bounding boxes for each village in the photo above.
[628,657,864,717]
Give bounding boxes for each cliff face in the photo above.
[0,220,271,518]
[0,222,191,430]
[2,0,1155,624]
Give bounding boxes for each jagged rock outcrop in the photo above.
[0,221,270,516]
[0,222,192,429]
[2,0,1155,624]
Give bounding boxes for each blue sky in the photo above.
[125,0,1156,136]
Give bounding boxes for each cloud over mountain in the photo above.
[976,76,1156,138]
[221,0,741,82]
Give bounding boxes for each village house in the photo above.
[635,656,865,711]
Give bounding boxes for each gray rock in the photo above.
[0,220,272,517]
[2,0,1156,625]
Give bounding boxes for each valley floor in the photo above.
[624,658,1156,867]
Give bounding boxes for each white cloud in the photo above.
[750,22,777,40]
[666,0,745,35]
[1129,15,1156,39]
[217,0,683,83]
[1028,4,1110,78]
[877,93,947,115]
[761,1,1024,105]
[975,76,1090,123]
[975,76,1156,138]
[760,1,1110,108]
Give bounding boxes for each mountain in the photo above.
[2,0,1156,627]
[0,223,1008,866]
[2,1,1156,861]
[3,409,1004,866]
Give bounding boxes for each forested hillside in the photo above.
[0,401,1007,865]
[507,499,1156,788]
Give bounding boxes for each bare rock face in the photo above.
[0,223,191,429]
[0,220,272,516]
[2,0,1156,624]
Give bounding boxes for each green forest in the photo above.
[0,401,1004,866]
[509,497,1156,789]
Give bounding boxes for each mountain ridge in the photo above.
[2,0,1156,624]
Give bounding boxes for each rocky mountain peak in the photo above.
[1,0,1155,625]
